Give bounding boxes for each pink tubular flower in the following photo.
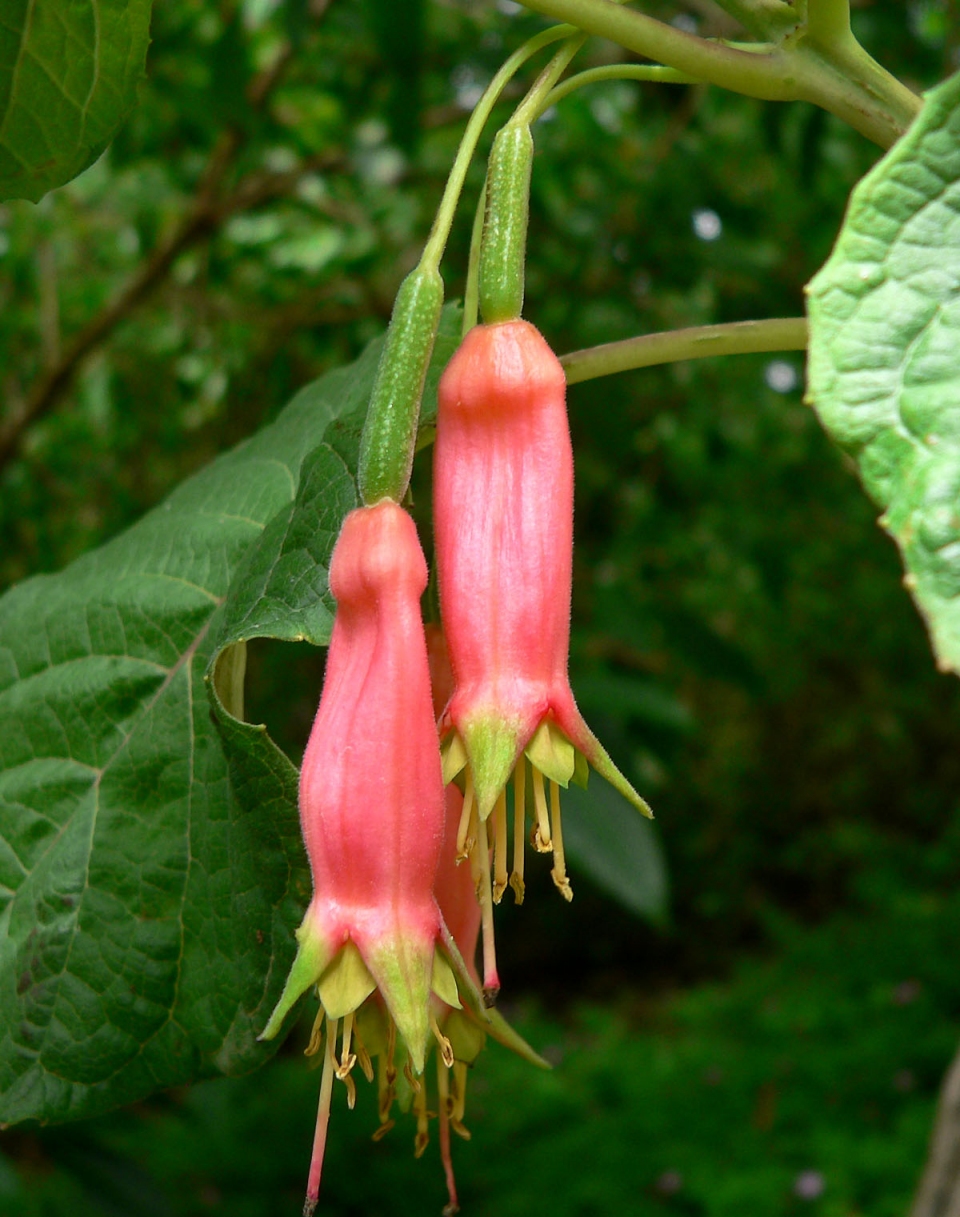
[434,320,652,997]
[260,502,477,1216]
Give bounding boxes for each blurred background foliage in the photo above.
[2,0,960,1212]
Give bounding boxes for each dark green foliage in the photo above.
[0,0,152,202]
[0,0,959,1208]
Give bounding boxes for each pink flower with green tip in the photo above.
[259,502,478,1216]
[434,319,652,999]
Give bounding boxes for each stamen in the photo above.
[413,1077,430,1159]
[335,1011,358,1108]
[303,1016,337,1217]
[404,1059,422,1094]
[352,1019,375,1084]
[431,1013,455,1068]
[304,1006,325,1058]
[532,766,552,852]
[549,779,573,902]
[492,791,508,904]
[510,760,526,903]
[437,1056,460,1216]
[455,769,476,860]
[371,1119,395,1142]
[377,1022,398,1124]
[451,1062,471,1140]
[336,1011,357,1077]
[473,815,500,1005]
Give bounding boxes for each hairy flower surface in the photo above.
[260,502,478,1216]
[434,319,652,996]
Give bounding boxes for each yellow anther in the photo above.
[431,1013,455,1068]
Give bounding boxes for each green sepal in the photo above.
[438,917,489,1026]
[441,731,469,785]
[317,941,378,1020]
[460,714,524,819]
[525,719,577,786]
[572,747,590,789]
[431,949,462,1010]
[483,1007,551,1070]
[581,731,653,820]
[259,914,333,1041]
[364,934,435,1074]
[394,1041,415,1113]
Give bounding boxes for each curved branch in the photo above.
[560,317,808,384]
[515,0,920,146]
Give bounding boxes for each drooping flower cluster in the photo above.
[266,314,648,1217]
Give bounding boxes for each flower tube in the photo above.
[434,319,652,997]
[260,502,476,1216]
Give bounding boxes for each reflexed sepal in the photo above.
[259,910,334,1041]
[484,1007,551,1069]
[572,721,653,819]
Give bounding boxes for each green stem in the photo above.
[711,0,800,40]
[420,25,573,273]
[544,63,701,110]
[511,34,587,125]
[463,176,486,335]
[560,318,808,384]
[804,0,850,46]
[514,0,919,146]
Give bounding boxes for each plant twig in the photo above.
[514,0,920,145]
[560,318,808,383]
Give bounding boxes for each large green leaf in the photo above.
[561,779,669,923]
[0,0,153,202]
[0,306,462,1125]
[807,71,960,674]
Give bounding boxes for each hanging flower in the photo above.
[259,502,478,1217]
[434,319,652,999]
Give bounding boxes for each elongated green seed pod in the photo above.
[358,265,444,505]
[479,124,534,325]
